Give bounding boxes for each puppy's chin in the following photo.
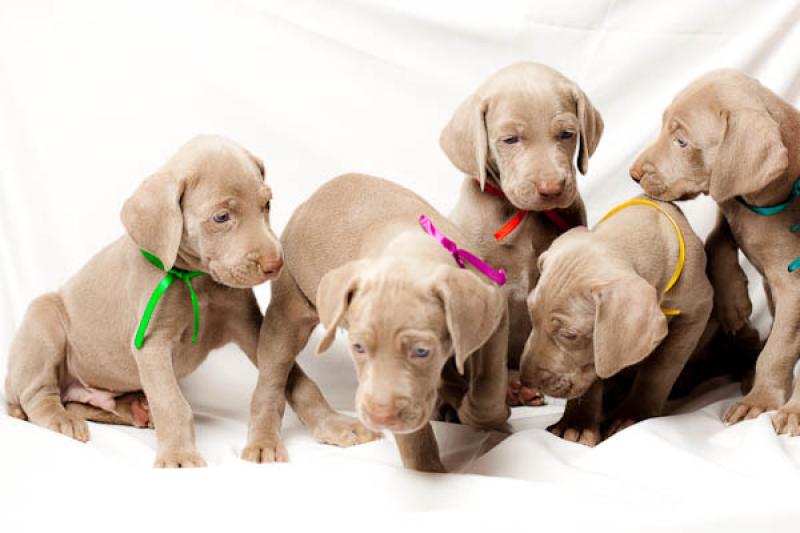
[207,264,278,288]
[357,407,431,435]
[505,188,576,212]
[640,177,705,203]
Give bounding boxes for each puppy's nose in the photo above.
[258,257,283,276]
[630,165,643,182]
[363,397,401,425]
[536,180,565,198]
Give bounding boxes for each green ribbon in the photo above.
[134,248,205,350]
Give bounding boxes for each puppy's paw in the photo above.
[241,437,289,464]
[714,282,752,334]
[547,419,601,447]
[46,411,90,442]
[723,391,782,425]
[129,394,153,428]
[313,413,382,447]
[772,405,800,436]
[154,448,207,468]
[506,376,546,407]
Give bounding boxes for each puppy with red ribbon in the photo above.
[440,62,603,407]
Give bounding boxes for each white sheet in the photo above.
[2,1,800,530]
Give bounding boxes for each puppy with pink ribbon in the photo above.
[243,173,510,472]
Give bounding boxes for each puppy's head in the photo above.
[315,258,505,434]
[630,70,789,203]
[440,62,603,211]
[519,229,668,399]
[121,135,282,288]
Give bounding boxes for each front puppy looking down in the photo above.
[243,174,509,472]
[441,62,603,406]
[6,135,284,467]
[521,197,712,445]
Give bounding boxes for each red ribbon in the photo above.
[482,182,571,240]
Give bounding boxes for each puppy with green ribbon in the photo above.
[5,135,297,468]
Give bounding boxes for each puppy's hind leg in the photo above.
[5,294,89,442]
[65,392,153,428]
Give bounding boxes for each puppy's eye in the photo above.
[558,329,578,341]
[212,212,231,224]
[265,200,271,210]
[558,130,575,140]
[674,137,688,148]
[502,135,520,145]
[352,343,366,354]
[411,347,431,358]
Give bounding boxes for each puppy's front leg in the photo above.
[724,286,800,425]
[706,210,752,333]
[547,380,603,446]
[606,308,710,437]
[135,344,205,468]
[458,308,510,429]
[394,423,445,473]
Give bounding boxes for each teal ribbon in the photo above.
[134,249,205,350]
[737,177,800,273]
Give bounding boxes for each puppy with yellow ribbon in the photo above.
[518,196,713,446]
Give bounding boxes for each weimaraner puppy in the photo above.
[440,62,603,406]
[630,69,800,435]
[5,135,331,467]
[243,173,510,472]
[520,196,713,445]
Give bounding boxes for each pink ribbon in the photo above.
[419,214,507,286]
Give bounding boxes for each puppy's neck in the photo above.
[592,215,679,296]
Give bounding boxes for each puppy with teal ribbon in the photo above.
[631,69,800,435]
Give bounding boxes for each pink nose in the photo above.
[537,180,564,197]
[259,257,283,276]
[630,166,643,182]
[364,399,401,425]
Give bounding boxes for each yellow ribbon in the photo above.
[597,199,685,316]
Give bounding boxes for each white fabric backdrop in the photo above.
[2,0,800,530]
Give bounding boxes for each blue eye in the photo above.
[558,130,575,139]
[352,343,366,354]
[213,212,230,223]
[675,137,688,148]
[502,135,520,144]
[412,347,431,358]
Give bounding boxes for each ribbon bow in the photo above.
[419,215,507,285]
[737,176,800,272]
[134,249,205,350]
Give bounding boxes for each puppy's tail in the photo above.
[669,319,762,400]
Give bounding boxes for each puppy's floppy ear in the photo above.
[440,94,490,190]
[121,172,186,270]
[571,85,604,175]
[315,260,363,354]
[245,149,265,180]
[432,267,507,374]
[710,109,788,203]
[591,275,668,379]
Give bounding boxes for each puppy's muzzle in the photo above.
[361,395,416,431]
[528,369,573,398]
